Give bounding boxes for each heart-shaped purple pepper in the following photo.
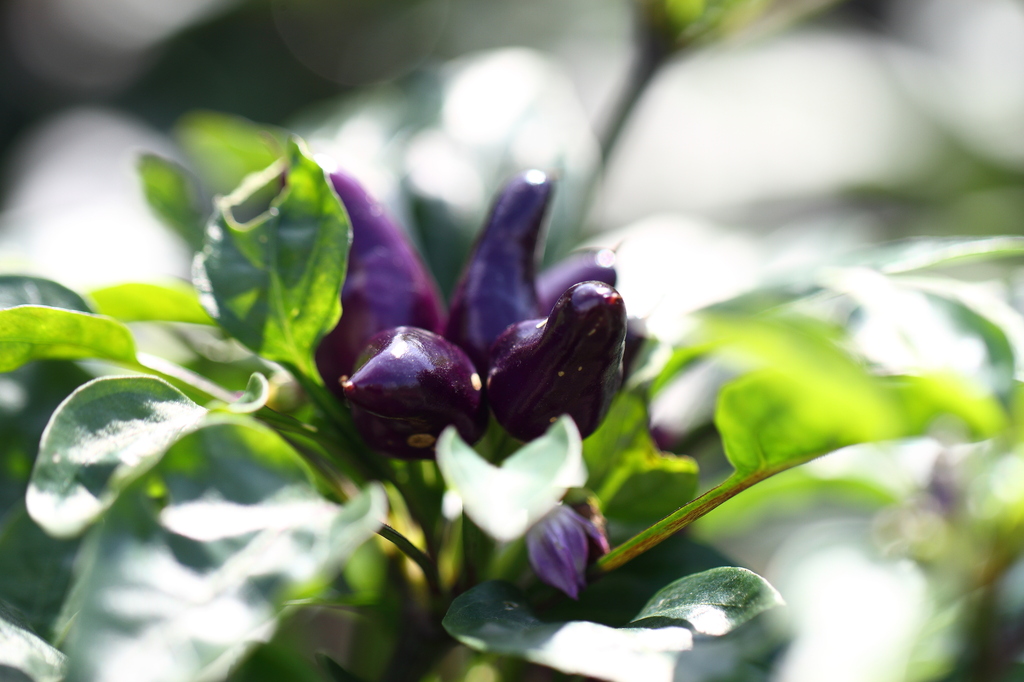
[487,281,627,441]
[342,327,486,459]
[536,249,617,315]
[444,170,554,373]
[315,169,445,398]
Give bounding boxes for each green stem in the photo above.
[134,352,238,403]
[594,470,768,574]
[379,523,442,596]
[598,3,675,163]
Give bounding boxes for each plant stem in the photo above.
[598,4,675,163]
[379,523,442,596]
[593,470,768,574]
[134,352,238,403]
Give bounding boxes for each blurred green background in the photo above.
[2,1,1024,680]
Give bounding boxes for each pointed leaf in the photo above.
[27,376,207,538]
[0,306,136,373]
[192,137,351,379]
[137,154,207,251]
[846,235,1024,275]
[443,581,691,682]
[175,111,285,196]
[0,275,90,313]
[629,567,783,636]
[62,419,385,682]
[89,281,213,325]
[436,416,585,542]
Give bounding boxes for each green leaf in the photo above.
[443,581,692,682]
[0,601,66,682]
[218,372,270,414]
[0,275,91,313]
[192,137,351,380]
[137,154,207,251]
[0,361,92,518]
[715,369,898,477]
[27,376,207,538]
[629,567,783,635]
[603,454,699,526]
[0,504,78,638]
[317,654,367,682]
[228,642,328,682]
[88,281,213,325]
[846,235,1024,275]
[436,416,585,542]
[584,393,699,525]
[175,111,286,196]
[0,306,136,373]
[62,419,385,682]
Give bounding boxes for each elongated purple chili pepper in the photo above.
[536,249,617,315]
[315,170,445,397]
[444,170,554,372]
[487,281,627,441]
[342,327,486,459]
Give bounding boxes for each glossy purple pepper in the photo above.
[487,281,627,441]
[315,169,445,397]
[342,327,486,460]
[536,249,617,315]
[444,170,554,372]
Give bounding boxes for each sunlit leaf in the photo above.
[0,275,90,313]
[444,580,689,682]
[629,567,782,635]
[845,235,1024,275]
[0,601,66,682]
[193,137,350,380]
[0,504,78,638]
[63,419,386,682]
[0,306,136,373]
[436,416,585,542]
[137,154,207,251]
[27,376,207,538]
[89,281,213,325]
[175,111,286,196]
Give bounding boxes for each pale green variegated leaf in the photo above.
[89,281,213,325]
[62,419,385,682]
[0,602,66,682]
[137,153,207,252]
[192,137,350,380]
[436,416,585,542]
[0,306,136,373]
[27,376,207,538]
[629,567,782,635]
[0,275,90,313]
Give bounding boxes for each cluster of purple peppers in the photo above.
[315,168,633,599]
[315,168,632,459]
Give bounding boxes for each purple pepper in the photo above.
[315,169,445,397]
[444,170,554,372]
[341,327,486,460]
[526,504,609,599]
[487,281,627,441]
[536,249,617,315]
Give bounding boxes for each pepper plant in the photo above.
[3,2,1024,682]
